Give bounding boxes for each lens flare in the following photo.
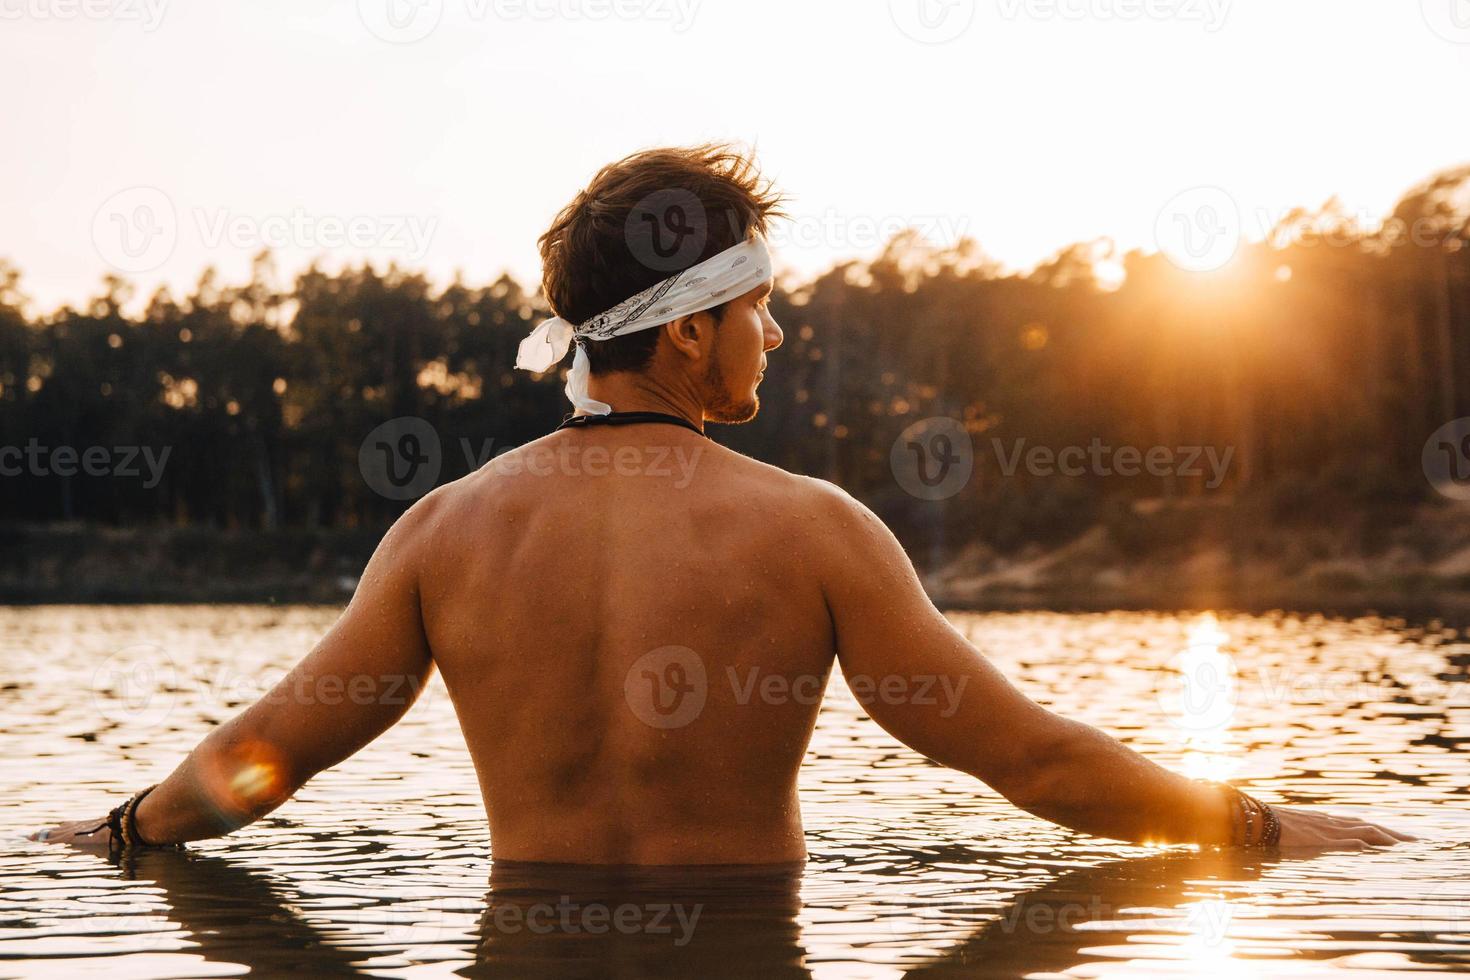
[206,738,289,818]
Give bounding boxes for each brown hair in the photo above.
[538,143,784,375]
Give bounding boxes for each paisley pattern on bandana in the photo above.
[580,272,688,341]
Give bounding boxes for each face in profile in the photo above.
[704,277,781,424]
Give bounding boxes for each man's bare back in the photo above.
[421,426,836,864]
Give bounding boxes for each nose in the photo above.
[763,314,783,352]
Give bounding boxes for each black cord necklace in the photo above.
[555,411,707,438]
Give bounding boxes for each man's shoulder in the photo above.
[713,457,881,555]
[707,448,861,512]
[771,467,872,522]
[381,462,502,554]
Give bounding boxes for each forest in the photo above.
[2,166,1467,602]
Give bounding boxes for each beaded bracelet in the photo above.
[1237,788,1259,845]
[105,785,181,852]
[1239,790,1281,846]
[1203,781,1281,847]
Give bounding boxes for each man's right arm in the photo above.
[807,480,1411,848]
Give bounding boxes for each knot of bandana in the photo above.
[516,238,772,415]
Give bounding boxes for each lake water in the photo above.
[1,606,1467,978]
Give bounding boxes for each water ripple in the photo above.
[1,607,1467,977]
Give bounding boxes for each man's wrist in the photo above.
[1198,780,1281,847]
[1197,780,1238,846]
[109,785,181,850]
[132,786,163,845]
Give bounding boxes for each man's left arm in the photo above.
[33,494,441,847]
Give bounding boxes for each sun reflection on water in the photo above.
[1172,898,1240,975]
[1173,613,1242,783]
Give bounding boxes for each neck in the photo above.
[582,373,705,433]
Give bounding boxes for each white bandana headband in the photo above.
[516,237,772,415]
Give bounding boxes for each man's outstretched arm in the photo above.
[810,482,1413,849]
[34,494,441,848]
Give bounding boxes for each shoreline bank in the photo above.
[4,511,1469,620]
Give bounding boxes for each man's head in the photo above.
[538,144,785,423]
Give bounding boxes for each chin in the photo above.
[709,393,759,425]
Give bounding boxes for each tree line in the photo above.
[2,166,1466,558]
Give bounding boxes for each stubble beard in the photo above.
[704,348,759,424]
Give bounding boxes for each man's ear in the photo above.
[661,312,716,363]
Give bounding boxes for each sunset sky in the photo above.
[2,0,1468,313]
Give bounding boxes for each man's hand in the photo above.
[29,818,111,849]
[1274,806,1418,849]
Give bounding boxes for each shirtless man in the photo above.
[35,145,1412,859]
